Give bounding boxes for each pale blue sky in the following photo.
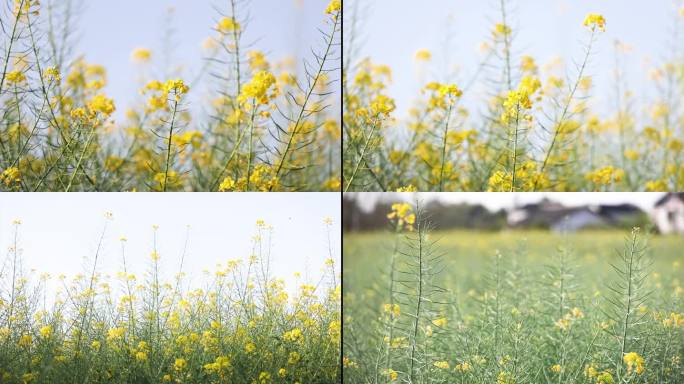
[72,0,332,118]
[352,0,681,121]
[0,193,340,295]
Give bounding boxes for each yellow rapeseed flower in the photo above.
[45,66,60,82]
[623,352,644,374]
[165,79,189,102]
[0,167,21,186]
[131,48,152,63]
[645,179,667,191]
[493,23,512,38]
[415,49,432,61]
[583,13,606,32]
[174,358,187,371]
[596,371,614,383]
[396,185,417,192]
[663,312,684,328]
[218,176,236,192]
[217,17,240,33]
[585,166,624,186]
[239,70,277,106]
[369,94,396,116]
[384,368,398,381]
[387,202,415,230]
[288,351,300,365]
[39,325,52,338]
[18,334,32,348]
[14,0,39,17]
[107,327,126,342]
[432,317,447,327]
[283,328,303,342]
[383,303,401,317]
[325,0,341,15]
[6,70,26,84]
[88,94,116,116]
[570,307,584,319]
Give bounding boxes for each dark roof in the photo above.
[595,203,642,216]
[655,193,684,207]
[511,202,642,228]
[512,206,599,227]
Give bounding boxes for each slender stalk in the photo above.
[438,102,454,191]
[408,220,425,383]
[384,233,400,376]
[245,100,257,190]
[341,121,386,191]
[269,9,340,190]
[0,0,25,96]
[7,222,20,334]
[64,126,97,191]
[162,99,179,192]
[229,0,242,144]
[75,220,109,384]
[344,119,378,192]
[120,239,136,337]
[499,0,513,91]
[616,231,638,379]
[535,30,596,190]
[510,102,520,191]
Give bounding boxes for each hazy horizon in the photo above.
[347,192,668,212]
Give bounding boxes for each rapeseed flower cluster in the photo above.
[344,5,684,191]
[0,0,340,191]
[0,217,340,382]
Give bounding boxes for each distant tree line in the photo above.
[343,196,654,233]
[343,196,507,232]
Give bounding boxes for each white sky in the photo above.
[349,192,666,212]
[0,193,340,294]
[351,0,680,121]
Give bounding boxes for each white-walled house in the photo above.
[507,198,643,232]
[653,193,684,234]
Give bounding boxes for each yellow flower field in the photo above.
[0,0,341,191]
[343,0,684,191]
[343,202,684,383]
[0,216,340,383]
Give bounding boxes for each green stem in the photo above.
[438,102,454,191]
[269,9,339,190]
[65,126,97,192]
[245,100,257,190]
[344,119,378,192]
[535,29,596,190]
[162,99,179,191]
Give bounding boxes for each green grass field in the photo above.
[343,226,684,383]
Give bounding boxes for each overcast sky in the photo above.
[350,0,680,121]
[0,193,340,295]
[348,192,667,212]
